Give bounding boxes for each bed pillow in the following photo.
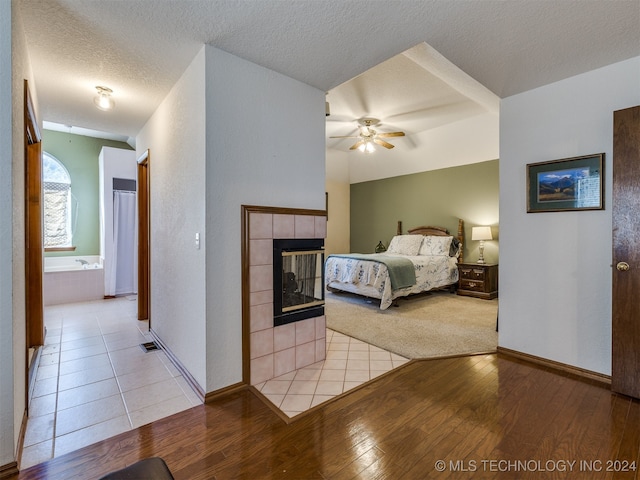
[419,235,453,256]
[386,235,424,256]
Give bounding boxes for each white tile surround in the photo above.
[249,211,327,385]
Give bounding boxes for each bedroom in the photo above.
[322,45,499,359]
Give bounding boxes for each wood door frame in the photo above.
[137,150,150,323]
[25,142,43,347]
[24,80,44,408]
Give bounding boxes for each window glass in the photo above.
[43,152,74,247]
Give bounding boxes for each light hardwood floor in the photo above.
[13,353,640,480]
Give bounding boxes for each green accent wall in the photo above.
[350,159,499,263]
[42,130,134,257]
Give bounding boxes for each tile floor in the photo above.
[255,329,410,417]
[21,297,202,469]
[22,298,409,469]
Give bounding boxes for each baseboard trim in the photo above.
[28,345,42,402]
[0,462,19,479]
[23,345,43,467]
[204,382,247,404]
[149,330,206,403]
[497,346,611,386]
[249,386,291,422]
[15,409,28,471]
[249,360,417,424]
[149,330,249,405]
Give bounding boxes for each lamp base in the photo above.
[477,241,486,264]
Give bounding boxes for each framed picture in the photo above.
[527,153,605,213]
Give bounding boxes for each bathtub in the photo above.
[43,256,105,306]
[44,255,103,272]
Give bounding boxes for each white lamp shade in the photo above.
[471,226,493,241]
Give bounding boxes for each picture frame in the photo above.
[527,153,605,213]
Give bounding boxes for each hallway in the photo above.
[21,297,202,468]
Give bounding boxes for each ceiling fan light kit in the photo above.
[358,140,376,153]
[330,117,405,152]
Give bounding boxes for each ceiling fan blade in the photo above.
[374,138,395,149]
[349,141,365,150]
[330,135,360,139]
[376,131,405,138]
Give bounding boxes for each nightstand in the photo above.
[457,263,498,300]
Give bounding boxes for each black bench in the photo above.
[99,457,174,480]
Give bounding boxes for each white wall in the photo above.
[204,46,326,391]
[136,45,325,394]
[11,10,29,459]
[99,146,137,297]
[347,111,499,184]
[2,3,36,467]
[0,0,14,468]
[499,57,640,375]
[325,150,351,255]
[324,179,350,255]
[136,48,207,389]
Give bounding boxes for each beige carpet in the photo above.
[325,290,498,359]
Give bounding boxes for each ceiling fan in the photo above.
[330,118,405,153]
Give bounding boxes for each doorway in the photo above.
[112,185,137,296]
[24,80,44,408]
[137,150,150,322]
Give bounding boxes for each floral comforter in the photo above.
[324,253,459,310]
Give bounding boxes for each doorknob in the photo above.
[617,262,630,271]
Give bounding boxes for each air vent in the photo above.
[140,341,160,352]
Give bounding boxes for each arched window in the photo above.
[43,152,75,248]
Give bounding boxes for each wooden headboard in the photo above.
[397,219,465,263]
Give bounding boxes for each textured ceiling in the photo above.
[17,0,640,144]
[326,43,499,152]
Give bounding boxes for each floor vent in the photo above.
[140,341,160,352]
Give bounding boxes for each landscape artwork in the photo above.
[537,167,585,202]
[527,153,604,213]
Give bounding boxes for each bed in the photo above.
[325,220,465,310]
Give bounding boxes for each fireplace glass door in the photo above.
[273,238,324,326]
[282,249,324,311]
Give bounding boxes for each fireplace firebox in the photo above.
[273,238,325,326]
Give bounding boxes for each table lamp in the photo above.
[471,226,492,264]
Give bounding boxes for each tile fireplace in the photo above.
[244,207,327,385]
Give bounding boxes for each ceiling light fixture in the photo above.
[94,86,115,111]
[330,118,404,152]
[358,138,376,153]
